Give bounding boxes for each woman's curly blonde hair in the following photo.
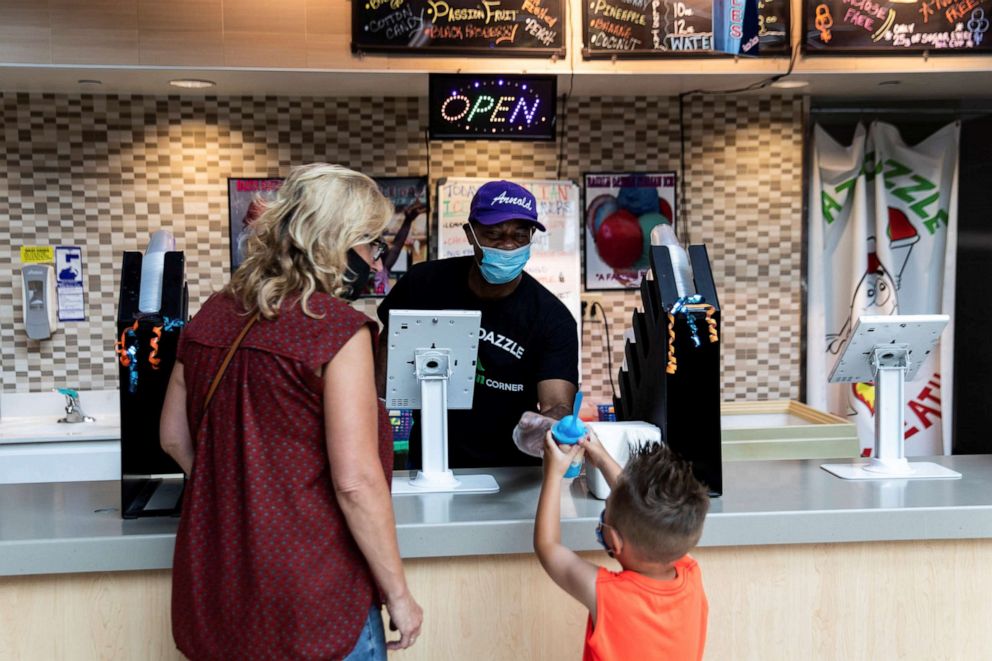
[227,163,393,319]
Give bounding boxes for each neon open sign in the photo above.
[429,74,557,141]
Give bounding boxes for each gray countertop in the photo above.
[3,456,992,576]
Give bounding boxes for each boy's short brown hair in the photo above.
[608,443,710,564]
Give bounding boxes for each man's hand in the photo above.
[384,590,423,651]
[543,431,583,481]
[512,411,556,457]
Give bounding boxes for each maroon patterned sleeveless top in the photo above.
[171,292,393,660]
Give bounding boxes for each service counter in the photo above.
[3,457,992,659]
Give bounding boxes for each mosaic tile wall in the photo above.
[0,93,804,403]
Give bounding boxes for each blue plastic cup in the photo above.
[552,393,587,479]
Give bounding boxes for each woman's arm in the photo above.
[160,363,195,474]
[325,325,422,651]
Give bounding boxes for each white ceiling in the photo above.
[1,64,990,102]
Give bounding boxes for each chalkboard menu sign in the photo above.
[353,0,566,56]
[582,0,789,56]
[805,0,992,52]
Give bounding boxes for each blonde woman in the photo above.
[161,164,422,660]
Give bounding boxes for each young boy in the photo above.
[534,430,710,661]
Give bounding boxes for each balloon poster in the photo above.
[583,172,677,290]
[228,177,284,272]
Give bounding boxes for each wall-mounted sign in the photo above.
[20,246,54,263]
[713,0,760,55]
[55,246,85,322]
[582,0,788,57]
[583,172,677,291]
[228,178,284,272]
[429,74,557,140]
[352,0,566,56]
[805,0,992,52]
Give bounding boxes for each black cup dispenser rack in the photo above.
[116,250,188,518]
[613,244,723,496]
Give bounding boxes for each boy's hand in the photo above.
[578,428,609,469]
[542,431,583,479]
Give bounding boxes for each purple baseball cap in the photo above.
[469,180,545,231]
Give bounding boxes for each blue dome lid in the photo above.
[551,392,587,445]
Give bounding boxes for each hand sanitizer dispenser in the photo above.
[21,264,58,340]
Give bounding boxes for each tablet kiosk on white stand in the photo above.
[386,310,499,495]
[821,314,960,481]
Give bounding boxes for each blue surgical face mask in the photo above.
[595,510,615,558]
[469,225,531,285]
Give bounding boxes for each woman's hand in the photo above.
[385,590,424,650]
[542,431,583,480]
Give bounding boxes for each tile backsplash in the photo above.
[0,92,803,403]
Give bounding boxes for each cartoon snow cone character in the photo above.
[886,207,921,288]
[826,241,899,356]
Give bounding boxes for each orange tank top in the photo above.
[583,555,708,661]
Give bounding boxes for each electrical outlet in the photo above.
[580,292,604,321]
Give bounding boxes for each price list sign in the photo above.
[805,0,992,52]
[353,0,566,56]
[582,0,789,56]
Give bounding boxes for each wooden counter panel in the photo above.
[2,540,990,659]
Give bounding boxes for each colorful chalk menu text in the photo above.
[805,0,992,51]
[582,0,789,56]
[353,0,565,55]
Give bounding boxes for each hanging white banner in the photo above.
[808,121,959,456]
[808,124,868,414]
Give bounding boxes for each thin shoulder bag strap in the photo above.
[202,311,260,412]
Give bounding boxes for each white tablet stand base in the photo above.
[821,317,960,481]
[391,348,499,495]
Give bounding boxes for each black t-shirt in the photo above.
[378,256,579,468]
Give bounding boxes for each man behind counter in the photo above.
[377,180,578,468]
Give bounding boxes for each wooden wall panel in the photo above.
[137,1,223,33]
[0,1,51,64]
[1,0,991,78]
[51,29,140,65]
[223,0,307,34]
[139,30,225,67]
[2,541,992,660]
[49,0,138,31]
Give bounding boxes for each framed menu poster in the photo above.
[804,0,992,52]
[583,172,677,291]
[353,0,566,56]
[436,177,582,325]
[582,0,789,56]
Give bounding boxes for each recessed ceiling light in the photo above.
[169,79,216,89]
[878,80,901,86]
[770,79,809,89]
[77,79,102,86]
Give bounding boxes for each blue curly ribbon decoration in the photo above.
[126,343,139,393]
[670,295,706,348]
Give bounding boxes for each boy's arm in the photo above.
[535,434,600,623]
[581,429,624,489]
